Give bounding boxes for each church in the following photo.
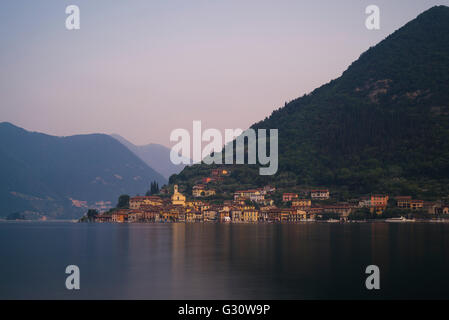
[171,185,186,206]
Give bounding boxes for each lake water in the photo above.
[1,221,449,299]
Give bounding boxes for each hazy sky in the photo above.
[1,0,448,147]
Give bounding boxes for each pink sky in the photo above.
[1,0,447,147]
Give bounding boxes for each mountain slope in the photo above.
[0,123,167,218]
[111,134,187,179]
[172,6,449,199]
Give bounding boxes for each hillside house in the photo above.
[310,189,330,200]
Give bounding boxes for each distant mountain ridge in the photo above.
[111,134,188,179]
[172,6,449,199]
[0,123,167,219]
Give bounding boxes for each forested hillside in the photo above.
[172,6,449,200]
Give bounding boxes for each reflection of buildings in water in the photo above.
[167,223,448,299]
[369,223,449,298]
[370,222,422,277]
[108,225,132,297]
[370,223,391,282]
[102,223,449,299]
[171,223,295,298]
[126,225,175,298]
[171,223,186,287]
[171,223,235,298]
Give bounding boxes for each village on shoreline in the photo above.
[82,168,449,224]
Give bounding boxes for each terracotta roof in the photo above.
[395,196,412,200]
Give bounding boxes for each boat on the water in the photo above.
[385,216,416,223]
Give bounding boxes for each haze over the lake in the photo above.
[1,0,448,147]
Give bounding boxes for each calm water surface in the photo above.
[1,221,449,299]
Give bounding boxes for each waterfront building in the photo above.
[358,196,371,207]
[231,209,243,222]
[321,204,354,218]
[171,185,186,206]
[358,194,389,214]
[410,199,424,210]
[243,210,258,222]
[370,194,389,207]
[95,214,112,223]
[267,208,282,222]
[423,201,441,215]
[219,211,230,222]
[111,210,129,223]
[204,210,217,221]
[287,208,303,222]
[396,196,412,208]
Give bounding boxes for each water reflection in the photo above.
[1,222,449,299]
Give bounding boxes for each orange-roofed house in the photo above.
[370,194,389,207]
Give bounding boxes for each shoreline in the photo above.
[81,219,449,224]
[3,218,449,224]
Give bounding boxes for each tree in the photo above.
[348,208,372,220]
[169,174,177,184]
[86,209,99,222]
[146,181,160,196]
[152,181,160,194]
[117,194,130,208]
[6,212,25,220]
